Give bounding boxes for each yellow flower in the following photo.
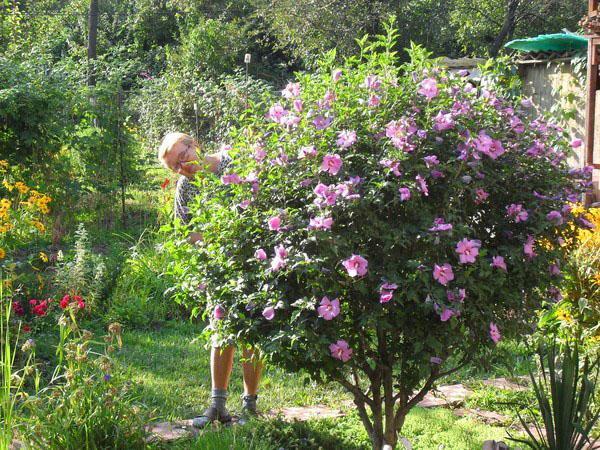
[2,180,13,191]
[594,273,600,286]
[32,221,46,233]
[556,308,573,323]
[537,237,554,251]
[0,248,5,259]
[39,252,48,263]
[0,160,9,170]
[14,182,29,195]
[0,223,13,233]
[0,199,11,209]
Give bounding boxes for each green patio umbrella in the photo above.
[505,33,587,53]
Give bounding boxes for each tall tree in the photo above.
[451,0,587,56]
[87,0,98,86]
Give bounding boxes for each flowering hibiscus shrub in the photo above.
[169,22,590,448]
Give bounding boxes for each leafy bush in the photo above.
[22,315,148,449]
[106,230,183,328]
[509,337,600,450]
[0,56,71,163]
[52,224,107,313]
[168,18,589,448]
[538,206,600,343]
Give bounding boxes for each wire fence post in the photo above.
[244,53,251,109]
[116,86,126,228]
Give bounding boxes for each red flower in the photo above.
[12,302,24,316]
[72,295,83,303]
[22,325,31,333]
[29,299,38,306]
[77,301,85,310]
[32,300,49,317]
[60,295,70,309]
[161,178,170,190]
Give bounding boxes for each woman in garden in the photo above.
[158,132,263,427]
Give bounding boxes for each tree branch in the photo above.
[334,372,374,408]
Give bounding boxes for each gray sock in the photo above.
[242,394,258,411]
[211,388,229,413]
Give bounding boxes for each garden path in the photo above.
[145,377,528,443]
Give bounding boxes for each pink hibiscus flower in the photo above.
[320,154,343,176]
[221,173,242,185]
[281,82,300,99]
[475,188,489,204]
[418,77,439,99]
[506,204,528,223]
[491,256,507,271]
[524,235,536,259]
[317,296,340,320]
[262,306,275,320]
[399,187,411,201]
[363,75,382,90]
[433,111,455,132]
[213,305,226,320]
[271,245,289,271]
[455,238,481,264]
[489,322,501,343]
[309,216,334,230]
[329,339,353,362]
[313,115,333,130]
[267,103,289,123]
[368,94,381,107]
[416,175,429,196]
[336,130,357,149]
[298,145,317,159]
[342,254,368,277]
[433,263,454,286]
[268,216,282,231]
[379,282,398,303]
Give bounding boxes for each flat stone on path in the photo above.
[145,418,241,443]
[146,405,344,443]
[145,419,198,442]
[269,405,346,421]
[419,383,472,408]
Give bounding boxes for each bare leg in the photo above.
[212,345,235,390]
[242,347,263,396]
[193,345,235,428]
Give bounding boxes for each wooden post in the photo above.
[585,38,598,168]
[584,2,600,203]
[87,0,98,87]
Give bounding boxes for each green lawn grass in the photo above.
[113,320,514,449]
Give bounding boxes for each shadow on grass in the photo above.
[150,417,368,450]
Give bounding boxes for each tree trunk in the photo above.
[87,0,98,86]
[490,0,520,57]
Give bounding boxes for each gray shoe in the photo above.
[192,406,232,429]
[238,395,259,425]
